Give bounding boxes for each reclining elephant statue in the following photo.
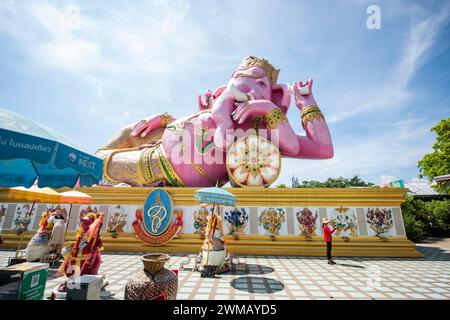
[96,56,333,187]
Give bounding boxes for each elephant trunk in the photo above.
[227,83,249,102]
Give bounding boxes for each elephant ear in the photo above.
[271,83,291,114]
[213,85,227,98]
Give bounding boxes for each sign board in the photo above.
[0,262,49,300]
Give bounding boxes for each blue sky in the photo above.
[1,0,449,186]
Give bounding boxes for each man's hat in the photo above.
[322,217,330,224]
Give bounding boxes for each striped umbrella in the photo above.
[59,190,92,241]
[7,186,62,260]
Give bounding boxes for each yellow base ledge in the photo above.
[0,231,423,258]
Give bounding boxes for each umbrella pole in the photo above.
[63,203,73,242]
[16,200,36,259]
[205,203,215,268]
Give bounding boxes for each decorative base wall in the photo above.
[0,187,422,257]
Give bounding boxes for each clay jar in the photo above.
[124,253,178,300]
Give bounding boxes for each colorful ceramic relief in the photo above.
[107,205,128,236]
[0,204,6,223]
[193,206,210,235]
[366,208,394,236]
[79,205,99,219]
[13,203,35,233]
[258,208,286,236]
[296,208,318,236]
[224,207,249,235]
[329,207,358,237]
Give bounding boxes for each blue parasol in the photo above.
[0,108,103,188]
[195,187,236,206]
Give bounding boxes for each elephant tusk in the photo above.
[288,83,310,96]
[227,83,248,102]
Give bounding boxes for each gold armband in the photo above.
[160,113,175,126]
[155,144,185,187]
[301,105,324,126]
[265,107,288,129]
[138,147,154,184]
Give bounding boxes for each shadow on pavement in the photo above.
[226,263,274,276]
[231,276,284,294]
[415,244,450,262]
[335,263,365,268]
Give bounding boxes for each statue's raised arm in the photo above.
[288,79,334,159]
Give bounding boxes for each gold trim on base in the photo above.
[0,231,422,257]
[0,187,409,207]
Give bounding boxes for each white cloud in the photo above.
[394,6,450,88]
[327,4,450,123]
[35,39,101,72]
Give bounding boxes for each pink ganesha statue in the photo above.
[96,56,333,187]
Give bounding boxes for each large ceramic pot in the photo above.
[124,253,178,300]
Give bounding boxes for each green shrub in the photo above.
[402,213,426,242]
[426,199,450,237]
[401,196,450,241]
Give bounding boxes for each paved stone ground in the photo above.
[1,239,449,300]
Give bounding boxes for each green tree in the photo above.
[292,175,374,188]
[418,118,450,194]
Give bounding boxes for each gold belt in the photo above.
[138,142,185,187]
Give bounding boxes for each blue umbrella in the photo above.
[195,187,236,270]
[195,187,236,206]
[0,108,103,188]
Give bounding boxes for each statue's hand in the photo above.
[130,118,153,137]
[231,100,277,124]
[130,114,174,138]
[198,90,215,110]
[292,78,317,110]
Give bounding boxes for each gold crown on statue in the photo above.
[234,56,280,85]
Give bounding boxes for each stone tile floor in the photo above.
[1,239,449,300]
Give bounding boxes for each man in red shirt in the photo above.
[322,218,337,264]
